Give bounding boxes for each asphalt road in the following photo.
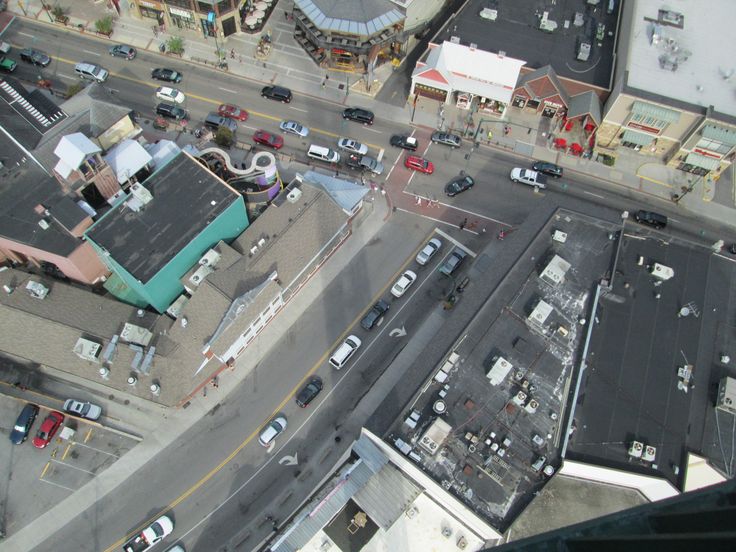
[4,17,736,552]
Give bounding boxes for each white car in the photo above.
[416,238,442,266]
[280,120,309,137]
[155,86,186,104]
[63,399,102,421]
[258,415,287,447]
[391,270,417,298]
[329,335,362,370]
[337,138,368,155]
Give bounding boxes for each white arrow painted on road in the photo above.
[279,453,299,466]
[389,326,407,338]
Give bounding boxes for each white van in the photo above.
[307,144,340,164]
[74,62,109,82]
[329,335,361,370]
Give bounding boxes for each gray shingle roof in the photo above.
[568,90,601,125]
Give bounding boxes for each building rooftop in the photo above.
[295,0,403,35]
[441,0,620,90]
[625,0,736,118]
[85,152,241,283]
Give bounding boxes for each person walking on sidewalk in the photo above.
[459,217,467,230]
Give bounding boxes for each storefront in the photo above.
[137,0,164,21]
[169,6,198,31]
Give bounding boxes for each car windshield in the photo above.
[151,522,164,537]
[14,423,26,431]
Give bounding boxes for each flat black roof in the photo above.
[442,0,619,89]
[567,230,729,487]
[86,152,240,283]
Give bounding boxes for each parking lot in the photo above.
[0,395,139,536]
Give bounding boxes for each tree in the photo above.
[51,6,69,24]
[66,82,83,99]
[95,15,114,36]
[214,127,234,148]
[166,36,185,56]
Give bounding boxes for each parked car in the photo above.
[32,411,64,449]
[329,335,362,370]
[19,48,51,67]
[63,399,102,421]
[218,103,248,121]
[359,156,384,175]
[151,68,183,83]
[307,144,340,163]
[253,130,283,149]
[391,270,417,298]
[404,155,434,174]
[0,55,16,73]
[155,102,187,121]
[342,107,374,125]
[295,377,323,408]
[279,120,309,137]
[445,174,475,196]
[439,248,467,276]
[532,161,563,177]
[108,44,136,59]
[431,132,461,147]
[261,85,292,103]
[9,403,39,444]
[337,138,368,155]
[156,86,185,104]
[416,238,442,266]
[345,152,363,170]
[361,299,390,330]
[258,415,287,447]
[0,41,10,55]
[390,135,418,151]
[634,210,667,229]
[204,112,238,133]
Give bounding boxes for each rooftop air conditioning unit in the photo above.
[287,188,302,203]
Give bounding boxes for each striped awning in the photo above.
[685,152,720,170]
[622,129,654,146]
[631,101,680,123]
[703,125,736,147]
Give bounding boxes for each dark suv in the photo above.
[439,248,467,276]
[342,107,374,125]
[361,299,390,330]
[156,102,187,121]
[634,210,667,229]
[261,85,292,103]
[9,403,39,444]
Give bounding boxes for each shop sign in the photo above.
[627,122,659,135]
[169,7,192,18]
[693,148,721,159]
[139,1,159,7]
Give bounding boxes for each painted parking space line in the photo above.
[434,227,478,257]
[39,478,75,492]
[69,440,120,458]
[50,459,96,475]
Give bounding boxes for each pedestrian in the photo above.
[230,48,235,59]
[459,217,467,230]
[284,10,289,20]
[321,80,326,89]
[325,74,329,81]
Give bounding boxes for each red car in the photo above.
[217,104,249,121]
[404,155,434,174]
[32,411,64,449]
[253,130,284,150]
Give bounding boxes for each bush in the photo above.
[166,36,185,56]
[66,82,83,98]
[95,15,114,35]
[214,127,234,148]
[601,155,616,167]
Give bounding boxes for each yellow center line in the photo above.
[104,231,434,552]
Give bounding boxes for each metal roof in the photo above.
[295,0,403,36]
[301,170,368,214]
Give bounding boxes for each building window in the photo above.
[695,137,730,155]
[165,0,192,9]
[628,113,667,133]
[217,0,232,14]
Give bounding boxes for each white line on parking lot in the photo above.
[434,227,477,257]
[50,458,96,475]
[39,478,76,492]
[289,106,308,112]
[69,440,120,457]
[583,191,605,199]
[218,87,237,94]
[82,50,101,56]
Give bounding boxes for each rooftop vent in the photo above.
[287,187,302,203]
[658,9,684,29]
[73,337,102,362]
[26,280,49,299]
[449,36,461,44]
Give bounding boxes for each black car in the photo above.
[532,161,563,178]
[155,102,187,121]
[634,210,667,229]
[151,68,182,83]
[445,174,475,197]
[9,403,39,444]
[390,135,418,151]
[261,85,292,103]
[342,107,374,125]
[19,48,51,67]
[109,44,136,59]
[345,152,363,170]
[296,377,323,408]
[361,299,390,330]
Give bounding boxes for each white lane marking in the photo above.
[218,87,237,94]
[289,106,308,112]
[82,50,101,56]
[583,191,605,199]
[363,127,383,134]
[18,32,37,38]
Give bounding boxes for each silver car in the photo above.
[337,138,368,155]
[63,399,102,421]
[279,120,309,137]
[259,415,287,447]
[416,238,442,265]
[431,132,462,147]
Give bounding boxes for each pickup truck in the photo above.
[123,516,174,552]
[439,248,467,277]
[510,168,547,189]
[0,55,16,73]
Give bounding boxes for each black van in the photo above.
[261,85,292,103]
[634,210,667,229]
[9,403,39,444]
